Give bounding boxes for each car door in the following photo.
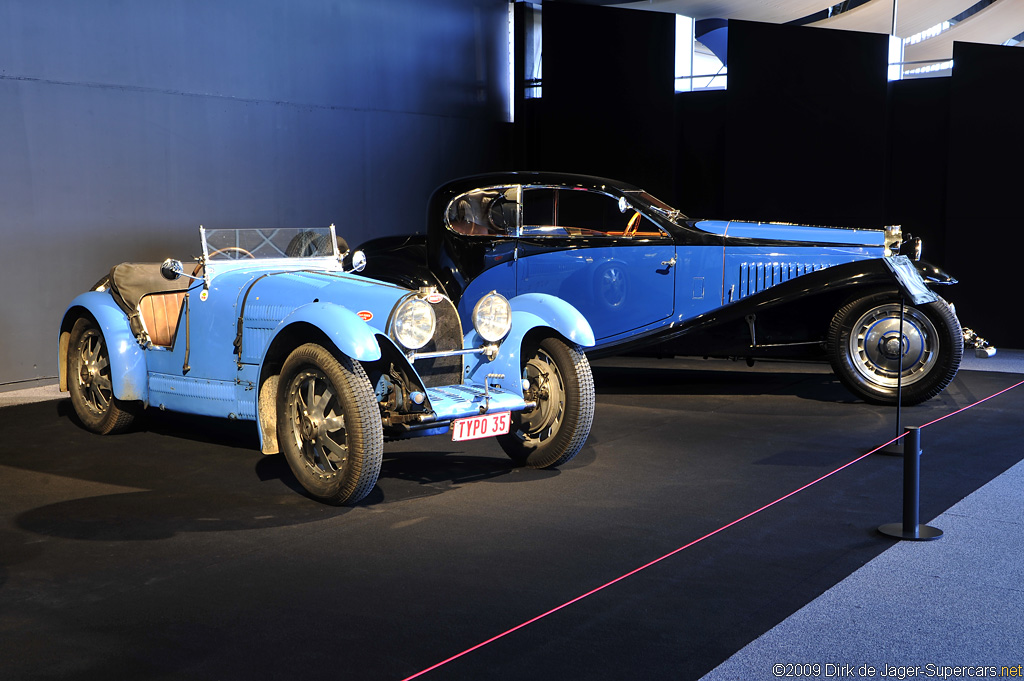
[516,186,676,342]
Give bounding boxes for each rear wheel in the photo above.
[498,336,595,468]
[827,292,962,406]
[277,344,383,505]
[67,318,136,434]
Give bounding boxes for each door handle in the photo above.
[660,256,677,268]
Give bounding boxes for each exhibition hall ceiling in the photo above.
[607,0,1024,63]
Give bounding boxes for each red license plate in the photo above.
[451,411,511,442]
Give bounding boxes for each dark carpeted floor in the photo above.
[1,357,1021,681]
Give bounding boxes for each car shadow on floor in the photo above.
[10,400,555,543]
[591,362,858,404]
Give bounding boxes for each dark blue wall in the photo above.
[0,0,511,387]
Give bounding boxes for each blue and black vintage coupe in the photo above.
[59,226,596,504]
[359,172,972,406]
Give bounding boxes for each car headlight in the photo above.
[393,297,436,350]
[472,292,512,343]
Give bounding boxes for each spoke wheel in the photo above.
[277,344,382,505]
[828,292,963,406]
[67,318,136,434]
[498,336,595,469]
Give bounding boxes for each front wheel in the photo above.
[67,318,137,434]
[498,336,595,468]
[276,344,383,505]
[827,293,963,406]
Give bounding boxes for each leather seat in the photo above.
[139,291,186,347]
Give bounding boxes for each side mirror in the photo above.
[618,196,632,214]
[160,258,184,280]
[349,250,367,273]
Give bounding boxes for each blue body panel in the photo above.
[515,244,675,341]
[699,219,887,247]
[722,247,879,304]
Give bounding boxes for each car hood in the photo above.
[213,267,415,334]
[696,219,885,248]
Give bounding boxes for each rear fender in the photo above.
[462,293,594,394]
[59,292,149,403]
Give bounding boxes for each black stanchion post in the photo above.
[880,293,905,456]
[879,426,943,540]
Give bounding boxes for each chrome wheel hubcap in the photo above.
[850,303,938,388]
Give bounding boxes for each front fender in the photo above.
[59,292,149,403]
[267,302,383,362]
[508,293,595,347]
[915,260,957,286]
[462,294,593,393]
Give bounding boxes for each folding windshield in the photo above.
[623,190,689,226]
[202,226,340,260]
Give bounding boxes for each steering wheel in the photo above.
[208,246,255,260]
[624,211,641,237]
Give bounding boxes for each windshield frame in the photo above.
[198,225,346,283]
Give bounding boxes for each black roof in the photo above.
[430,171,644,200]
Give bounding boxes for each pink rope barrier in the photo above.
[400,377,1024,681]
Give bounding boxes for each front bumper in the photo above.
[382,382,530,439]
[426,383,529,421]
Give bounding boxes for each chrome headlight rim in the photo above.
[472,291,512,343]
[391,295,436,351]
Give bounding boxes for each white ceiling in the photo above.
[612,0,1024,68]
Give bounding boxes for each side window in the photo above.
[446,188,517,237]
[522,187,666,238]
[556,189,628,235]
[522,188,557,235]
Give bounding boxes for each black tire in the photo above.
[67,318,137,434]
[285,231,334,257]
[827,292,963,406]
[276,344,383,505]
[498,336,595,468]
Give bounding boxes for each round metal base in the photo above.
[878,523,943,540]
[878,442,904,456]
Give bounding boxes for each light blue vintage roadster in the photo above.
[58,226,595,504]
